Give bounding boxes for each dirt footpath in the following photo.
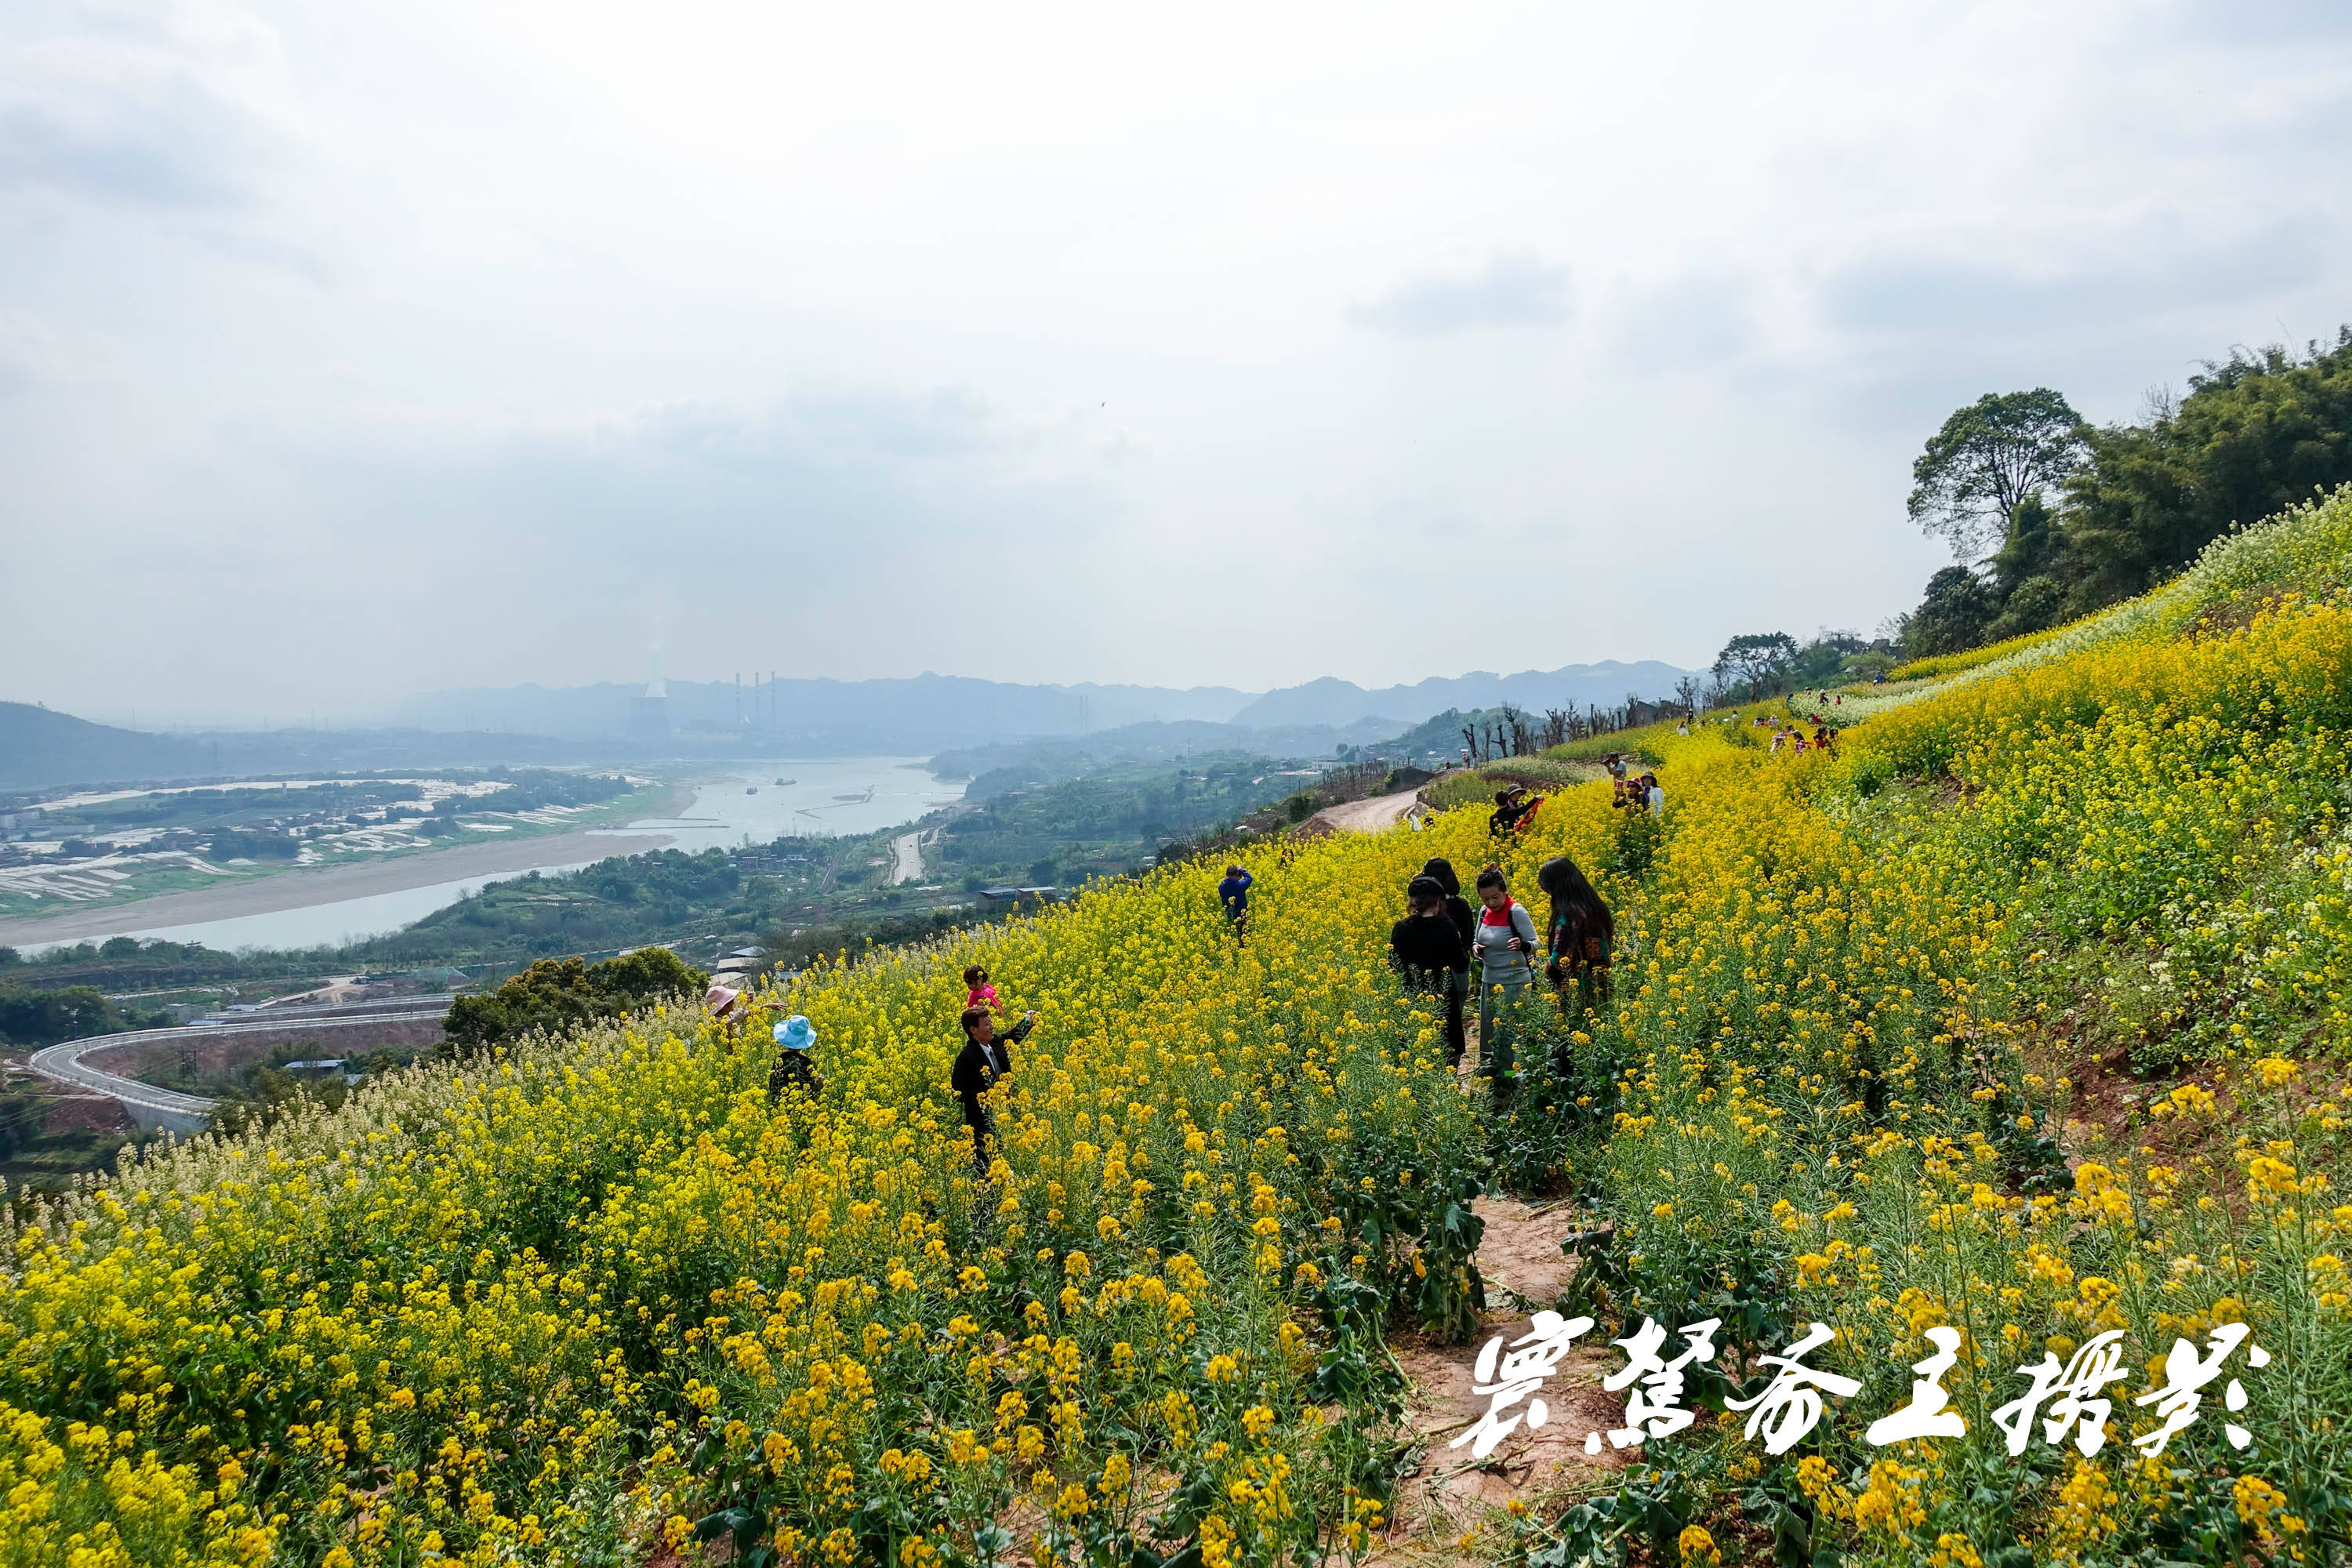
[1376,1198,1627,1559]
[1298,788,1425,838]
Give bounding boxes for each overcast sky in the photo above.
[4,0,2349,724]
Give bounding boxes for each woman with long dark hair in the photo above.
[1389,876,1470,1068]
[1538,855,1614,1019]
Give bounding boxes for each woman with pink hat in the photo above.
[705,983,745,1043]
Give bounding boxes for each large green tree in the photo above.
[440,946,708,1057]
[1908,389,2089,561]
[1893,328,2352,661]
[2056,331,2352,609]
[1713,632,1798,697]
[1903,567,1999,657]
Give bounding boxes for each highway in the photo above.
[26,993,459,1129]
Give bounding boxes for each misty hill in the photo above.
[929,715,1409,793]
[0,702,209,792]
[0,705,630,796]
[401,661,1697,755]
[396,675,1254,750]
[1229,661,1693,730]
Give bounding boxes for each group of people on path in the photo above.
[1603,753,1664,815]
[1386,853,1613,1095]
[731,815,1620,1181]
[740,957,1037,1177]
[1767,715,1839,753]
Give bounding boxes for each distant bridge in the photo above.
[27,994,459,1136]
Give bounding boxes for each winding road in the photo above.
[890,829,927,886]
[1298,786,1428,837]
[27,994,461,1133]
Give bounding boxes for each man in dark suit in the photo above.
[952,1003,1035,1175]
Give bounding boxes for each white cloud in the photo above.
[2,0,2350,717]
[1351,254,1572,335]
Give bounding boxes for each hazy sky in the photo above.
[5,0,2350,724]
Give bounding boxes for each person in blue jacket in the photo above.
[1218,863,1253,941]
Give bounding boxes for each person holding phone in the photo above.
[1218,864,1253,940]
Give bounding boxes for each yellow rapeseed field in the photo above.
[5,486,2352,1566]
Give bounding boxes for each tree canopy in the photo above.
[1713,632,1799,695]
[1896,328,2352,659]
[2057,332,2352,606]
[441,947,708,1057]
[1907,388,2089,561]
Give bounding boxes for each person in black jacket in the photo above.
[1421,858,1477,1059]
[952,1004,1035,1175]
[1488,786,1543,837]
[1390,877,1470,1066]
[1420,858,1477,951]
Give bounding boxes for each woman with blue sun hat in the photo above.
[767,1014,822,1102]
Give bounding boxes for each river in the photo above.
[601,757,959,849]
[8,757,960,956]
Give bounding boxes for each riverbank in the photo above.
[0,806,686,951]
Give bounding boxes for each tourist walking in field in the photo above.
[1418,857,1477,1062]
[1419,857,1478,953]
[1487,786,1541,837]
[766,1014,823,1102]
[953,1004,1036,1174]
[1390,876,1470,1067]
[1471,865,1540,1093]
[1218,864,1253,940]
[705,984,746,1044]
[1539,855,1615,1025]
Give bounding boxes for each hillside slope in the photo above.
[4,489,2350,1566]
[0,700,209,791]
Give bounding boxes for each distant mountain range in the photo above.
[0,702,614,796]
[391,676,1253,750]
[1229,662,1694,730]
[2,660,1695,794]
[399,661,1693,747]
